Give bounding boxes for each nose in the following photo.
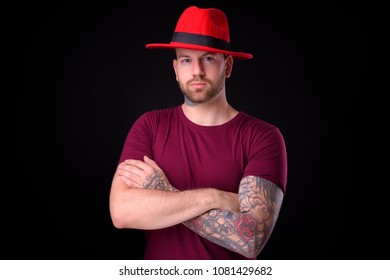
[192,59,205,77]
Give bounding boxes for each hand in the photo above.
[117,155,173,191]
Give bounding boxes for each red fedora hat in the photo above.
[146,6,253,60]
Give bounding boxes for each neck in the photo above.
[181,97,238,126]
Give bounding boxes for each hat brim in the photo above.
[146,42,253,60]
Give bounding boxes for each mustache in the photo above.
[188,78,210,84]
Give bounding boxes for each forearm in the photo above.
[183,176,283,258]
[160,185,257,257]
[110,174,221,230]
[183,209,261,258]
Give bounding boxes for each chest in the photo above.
[153,127,245,192]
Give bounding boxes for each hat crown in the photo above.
[145,6,253,60]
[174,6,230,43]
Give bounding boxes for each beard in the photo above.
[178,76,225,105]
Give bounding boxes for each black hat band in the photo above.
[171,32,231,51]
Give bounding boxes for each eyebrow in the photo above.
[177,52,220,59]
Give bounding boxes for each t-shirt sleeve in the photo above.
[243,126,288,193]
[118,112,155,165]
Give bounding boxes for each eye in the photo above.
[181,58,191,64]
[202,56,215,62]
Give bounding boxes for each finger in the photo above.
[119,174,142,188]
[116,162,128,175]
[117,162,139,175]
[119,165,147,186]
[143,155,160,170]
[124,159,153,172]
[118,164,146,186]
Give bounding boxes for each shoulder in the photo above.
[137,106,179,122]
[132,106,180,133]
[237,112,284,139]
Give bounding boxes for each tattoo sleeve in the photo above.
[141,170,281,258]
[183,176,281,258]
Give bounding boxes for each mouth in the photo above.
[189,81,207,89]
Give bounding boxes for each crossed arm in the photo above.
[109,156,283,258]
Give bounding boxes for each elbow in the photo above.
[246,249,259,259]
[243,242,262,259]
[109,203,133,229]
[111,215,126,229]
[242,236,265,259]
[110,210,126,229]
[109,189,140,229]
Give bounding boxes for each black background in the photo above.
[14,1,372,260]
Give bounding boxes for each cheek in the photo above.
[173,62,179,81]
[176,71,191,84]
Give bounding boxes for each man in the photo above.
[109,6,287,260]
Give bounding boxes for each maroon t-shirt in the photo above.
[119,105,287,259]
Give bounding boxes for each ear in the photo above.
[225,55,233,78]
[173,59,178,81]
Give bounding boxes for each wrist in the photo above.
[199,188,225,209]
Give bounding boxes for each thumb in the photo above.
[143,155,159,169]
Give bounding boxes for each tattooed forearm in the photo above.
[184,176,281,258]
[184,210,253,257]
[140,170,281,258]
